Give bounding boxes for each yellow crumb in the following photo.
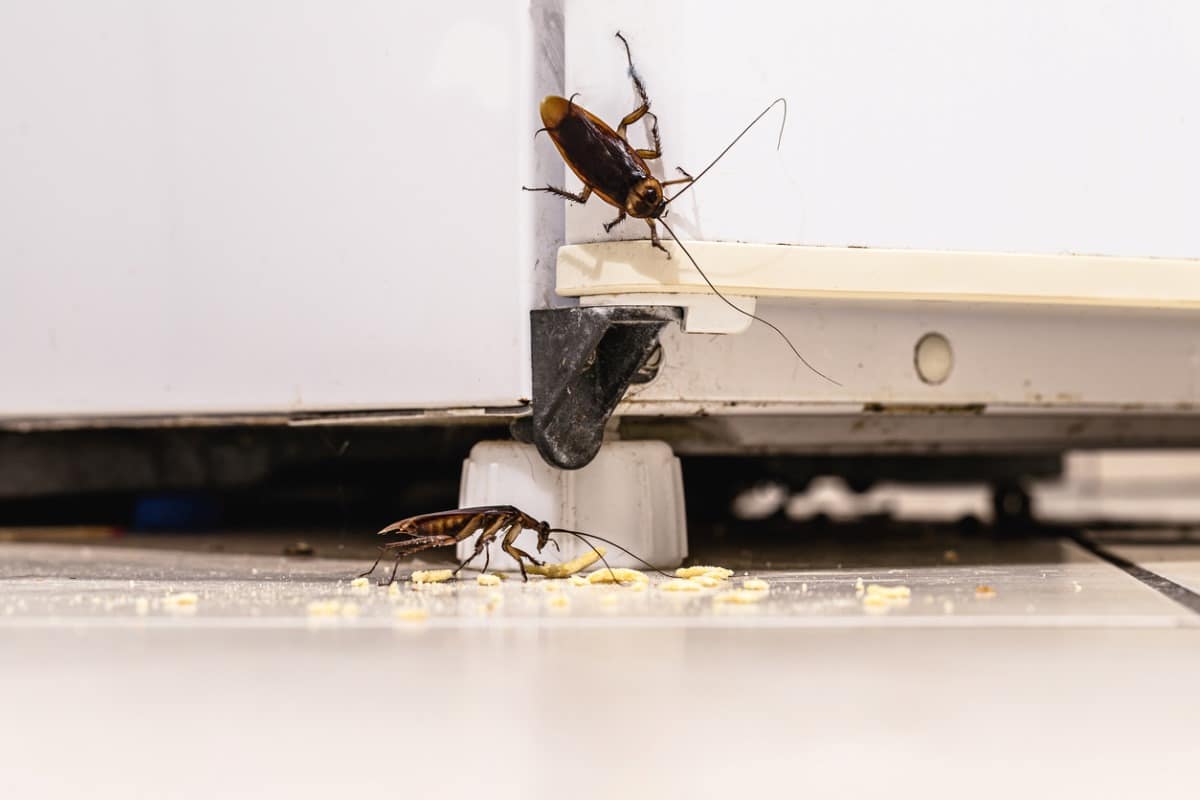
[547,593,570,610]
[411,569,454,584]
[742,578,770,592]
[675,566,733,580]
[568,575,589,587]
[164,592,199,608]
[975,585,997,599]
[862,593,889,608]
[394,606,429,622]
[340,601,360,618]
[599,593,620,607]
[542,580,566,592]
[689,575,723,588]
[587,567,649,585]
[349,577,370,588]
[525,547,607,578]
[306,599,343,617]
[865,584,911,600]
[714,589,767,605]
[133,597,150,615]
[661,578,703,592]
[476,574,502,587]
[386,581,402,597]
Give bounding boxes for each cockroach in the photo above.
[525,32,838,385]
[358,504,672,584]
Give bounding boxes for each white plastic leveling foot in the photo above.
[456,440,687,572]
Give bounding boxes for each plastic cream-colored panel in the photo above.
[0,1,563,419]
[559,241,1200,308]
[560,0,1200,259]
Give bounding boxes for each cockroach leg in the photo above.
[522,184,592,205]
[603,209,627,233]
[663,167,694,188]
[614,32,662,159]
[453,515,509,576]
[646,219,670,257]
[358,547,385,580]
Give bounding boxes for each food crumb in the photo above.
[675,566,733,580]
[599,593,619,607]
[350,577,370,588]
[943,600,955,614]
[742,578,770,592]
[1072,581,1083,593]
[547,593,570,610]
[134,597,150,615]
[661,578,703,593]
[865,584,910,600]
[386,581,402,597]
[975,585,997,599]
[569,575,589,587]
[394,606,429,622]
[689,574,722,588]
[411,569,454,584]
[477,574,502,587]
[164,592,199,608]
[714,589,767,605]
[801,582,808,593]
[943,549,960,563]
[306,599,343,617]
[854,577,865,597]
[587,567,649,585]
[339,601,360,618]
[525,547,607,578]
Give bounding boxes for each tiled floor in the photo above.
[2,535,1198,798]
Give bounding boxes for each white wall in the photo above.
[0,1,559,418]
[564,0,1200,259]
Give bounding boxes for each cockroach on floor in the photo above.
[359,504,670,584]
[525,32,838,385]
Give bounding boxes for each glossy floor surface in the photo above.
[3,532,1198,799]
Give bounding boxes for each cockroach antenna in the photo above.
[662,97,788,208]
[657,217,841,386]
[548,527,679,580]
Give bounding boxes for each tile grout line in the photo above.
[1070,534,1200,617]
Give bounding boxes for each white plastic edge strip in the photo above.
[557,241,1200,309]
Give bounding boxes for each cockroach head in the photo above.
[535,520,554,553]
[625,177,665,219]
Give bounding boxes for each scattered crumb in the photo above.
[350,577,370,588]
[689,574,723,588]
[714,589,767,605]
[386,581,402,597]
[547,593,570,610]
[675,566,733,580]
[306,599,343,617]
[339,601,360,618]
[394,606,429,622]
[854,577,865,597]
[134,597,150,616]
[599,593,619,607]
[742,578,770,592]
[411,569,454,584]
[661,578,704,593]
[477,574,502,587]
[164,592,199,608]
[568,575,589,587]
[526,547,607,578]
[975,585,997,599]
[943,549,960,563]
[542,580,565,592]
[587,568,649,585]
[943,600,955,614]
[1072,581,1083,593]
[862,594,890,612]
[865,584,910,600]
[801,582,808,593]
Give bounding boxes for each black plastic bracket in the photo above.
[516,306,681,470]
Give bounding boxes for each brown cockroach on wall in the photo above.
[525,32,838,385]
[359,504,672,584]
